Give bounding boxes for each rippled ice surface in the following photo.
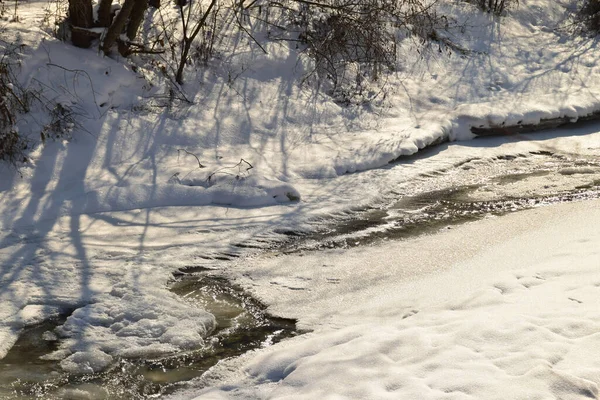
[283,150,600,250]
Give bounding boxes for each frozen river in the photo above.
[3,126,600,398]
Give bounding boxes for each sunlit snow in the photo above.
[1,0,600,398]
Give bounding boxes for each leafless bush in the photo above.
[148,0,219,84]
[577,0,600,33]
[0,49,29,164]
[283,0,449,104]
[41,0,70,40]
[0,1,7,19]
[0,42,80,166]
[1,0,21,21]
[173,0,219,84]
[136,0,219,91]
[139,0,451,101]
[469,0,518,15]
[40,103,76,142]
[213,0,454,104]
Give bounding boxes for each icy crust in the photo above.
[449,99,600,139]
[43,282,216,374]
[0,260,216,374]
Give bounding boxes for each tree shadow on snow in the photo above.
[0,12,358,374]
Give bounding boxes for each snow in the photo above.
[1,0,600,396]
[174,198,600,399]
[59,349,114,375]
[41,280,216,368]
[175,171,301,205]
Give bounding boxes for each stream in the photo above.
[0,278,297,399]
[276,151,600,252]
[2,146,600,399]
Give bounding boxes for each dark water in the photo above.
[0,277,298,399]
[280,163,600,252]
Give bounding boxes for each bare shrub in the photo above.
[40,103,76,142]
[577,0,600,33]
[41,0,70,40]
[0,42,80,166]
[469,0,518,15]
[137,0,219,89]
[0,0,19,21]
[127,0,451,100]
[172,0,218,84]
[0,49,29,164]
[284,0,449,104]
[211,0,455,104]
[0,1,8,20]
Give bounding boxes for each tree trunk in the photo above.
[175,38,191,85]
[175,0,218,84]
[69,0,93,47]
[101,0,135,54]
[126,0,149,40]
[96,0,113,27]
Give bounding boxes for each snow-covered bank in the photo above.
[172,198,600,400]
[6,0,600,187]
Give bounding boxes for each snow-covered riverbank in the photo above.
[172,196,600,400]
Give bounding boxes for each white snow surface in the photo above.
[1,0,600,393]
[176,199,600,399]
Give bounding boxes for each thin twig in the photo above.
[178,148,205,168]
[46,63,102,116]
[207,158,254,182]
[234,8,268,54]
[239,158,253,172]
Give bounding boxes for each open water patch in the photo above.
[0,278,297,399]
[280,153,600,251]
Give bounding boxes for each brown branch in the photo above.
[101,0,136,54]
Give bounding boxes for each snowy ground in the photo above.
[1,0,600,397]
[175,196,600,400]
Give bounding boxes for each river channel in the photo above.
[2,145,600,399]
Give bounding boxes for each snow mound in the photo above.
[15,170,302,220]
[71,169,301,214]
[15,304,63,327]
[42,281,216,374]
[19,36,149,117]
[174,169,301,206]
[60,349,113,375]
